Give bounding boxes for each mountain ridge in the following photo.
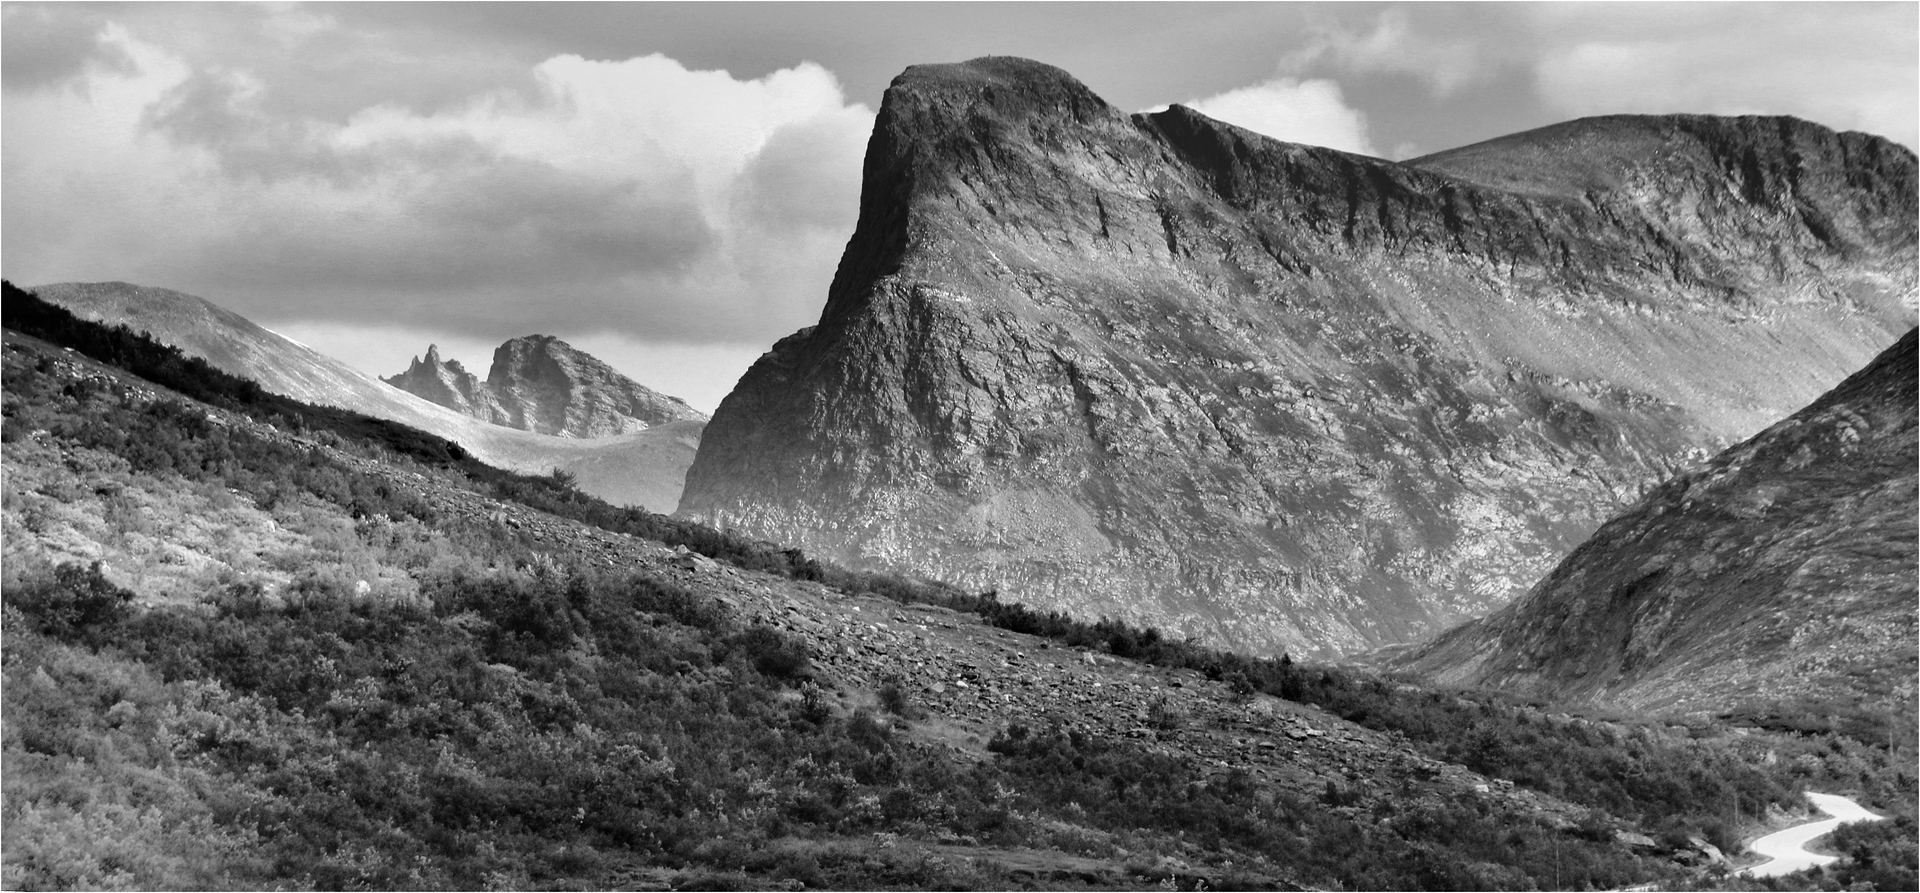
[15,299,1900,890]
[1389,328,1918,732]
[680,56,1916,659]
[30,281,701,512]
[383,334,706,438]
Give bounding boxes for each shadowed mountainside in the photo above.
[680,56,1917,659]
[1390,329,1918,733]
[31,281,701,511]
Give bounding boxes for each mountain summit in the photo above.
[385,335,705,438]
[678,57,1916,658]
[31,282,704,511]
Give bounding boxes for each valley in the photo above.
[5,38,1917,890]
[1391,329,1917,742]
[4,283,1913,890]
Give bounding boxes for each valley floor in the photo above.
[3,323,1913,891]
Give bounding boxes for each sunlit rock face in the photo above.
[386,335,706,438]
[680,56,1917,659]
[1394,330,1917,725]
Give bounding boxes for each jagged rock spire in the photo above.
[384,336,706,437]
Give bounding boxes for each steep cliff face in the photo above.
[1392,330,1917,727]
[679,57,1917,659]
[385,335,706,438]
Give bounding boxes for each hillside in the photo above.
[1391,329,1918,736]
[384,336,705,438]
[7,282,1913,890]
[30,281,700,512]
[680,57,1917,659]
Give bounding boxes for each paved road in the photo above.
[1741,792,1886,878]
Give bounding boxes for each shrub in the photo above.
[7,561,134,640]
[730,625,810,680]
[876,675,919,719]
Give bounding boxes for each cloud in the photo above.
[1271,4,1918,153]
[3,7,876,349]
[1529,4,1919,148]
[1,5,135,92]
[1279,6,1499,98]
[1181,77,1378,156]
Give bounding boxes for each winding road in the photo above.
[1741,792,1886,878]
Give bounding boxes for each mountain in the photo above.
[679,56,1917,659]
[29,281,702,511]
[1389,329,1917,731]
[9,298,1913,890]
[382,344,503,420]
[384,335,705,438]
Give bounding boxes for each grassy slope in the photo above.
[30,281,699,513]
[3,283,1912,890]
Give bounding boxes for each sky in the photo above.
[5,2,1916,414]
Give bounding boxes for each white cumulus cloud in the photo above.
[3,9,876,355]
[1181,77,1379,156]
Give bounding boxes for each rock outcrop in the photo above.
[679,57,1917,659]
[383,344,504,420]
[1391,329,1917,727]
[385,335,706,438]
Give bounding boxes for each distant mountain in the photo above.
[679,57,1917,659]
[30,281,701,511]
[383,344,503,422]
[384,335,704,438]
[1391,329,1917,731]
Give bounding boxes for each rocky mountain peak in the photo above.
[383,343,497,420]
[385,335,705,439]
[681,57,1916,659]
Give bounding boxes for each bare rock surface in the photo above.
[1391,329,1917,725]
[680,57,1917,658]
[386,335,706,438]
[381,344,504,421]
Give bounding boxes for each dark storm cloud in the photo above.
[1,4,135,91]
[195,159,714,294]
